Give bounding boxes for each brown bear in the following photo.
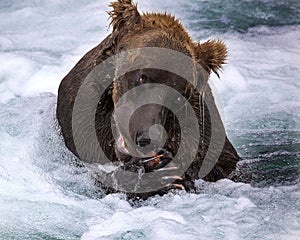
[56,0,240,199]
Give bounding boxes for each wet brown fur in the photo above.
[56,0,239,199]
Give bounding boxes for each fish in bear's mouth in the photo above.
[116,134,177,173]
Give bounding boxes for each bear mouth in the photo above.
[139,149,174,172]
[116,135,175,172]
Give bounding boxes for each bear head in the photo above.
[107,0,228,172]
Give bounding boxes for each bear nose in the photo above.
[135,127,165,149]
[136,132,151,147]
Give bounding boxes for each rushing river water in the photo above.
[0,0,299,239]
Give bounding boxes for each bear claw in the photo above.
[154,166,178,172]
[167,183,185,190]
[162,176,183,181]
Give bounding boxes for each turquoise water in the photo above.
[183,0,300,36]
[0,0,299,239]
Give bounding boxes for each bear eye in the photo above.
[137,74,148,84]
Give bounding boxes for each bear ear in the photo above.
[194,39,228,78]
[108,0,141,31]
